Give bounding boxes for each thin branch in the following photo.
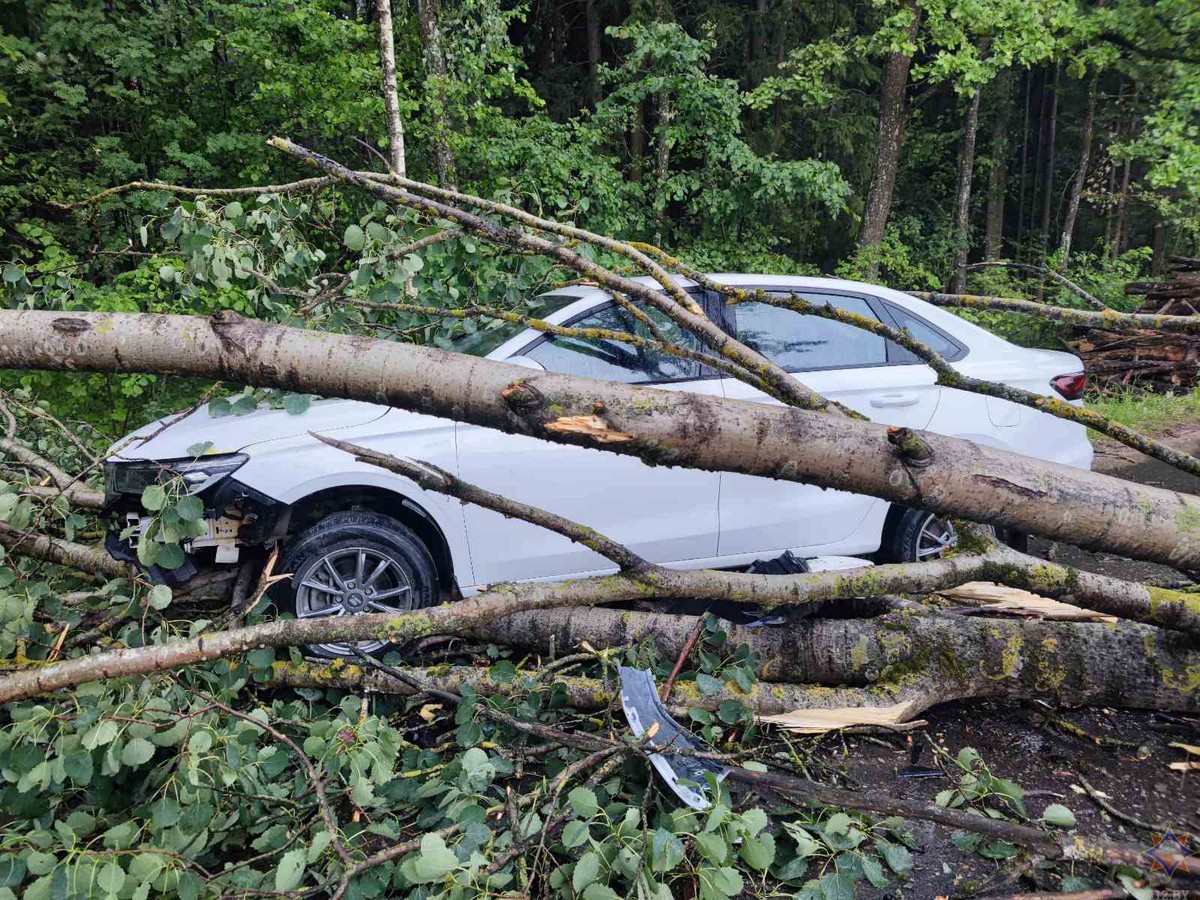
[312,433,653,573]
[963,261,1109,310]
[266,137,834,414]
[195,692,353,864]
[911,291,1200,335]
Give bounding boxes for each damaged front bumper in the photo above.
[103,456,284,585]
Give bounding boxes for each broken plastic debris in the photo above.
[619,666,728,810]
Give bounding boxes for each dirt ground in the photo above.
[819,427,1200,897]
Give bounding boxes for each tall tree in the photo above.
[950,88,983,291]
[1058,74,1098,269]
[375,0,406,177]
[417,0,457,187]
[984,70,1015,259]
[858,5,921,266]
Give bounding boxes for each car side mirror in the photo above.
[506,355,546,372]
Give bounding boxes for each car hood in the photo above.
[108,399,391,462]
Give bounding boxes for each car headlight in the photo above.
[105,454,249,501]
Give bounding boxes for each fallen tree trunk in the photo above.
[2,309,1200,569]
[463,606,1200,715]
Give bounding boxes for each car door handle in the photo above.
[869,393,920,408]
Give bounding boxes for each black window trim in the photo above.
[713,283,968,373]
[505,288,723,385]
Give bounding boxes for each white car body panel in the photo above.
[111,274,1094,593]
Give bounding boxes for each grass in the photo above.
[1085,387,1200,438]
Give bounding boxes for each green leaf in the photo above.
[877,838,914,874]
[822,812,852,835]
[82,719,120,750]
[273,848,306,892]
[818,871,855,900]
[582,885,620,900]
[411,833,458,882]
[186,441,214,457]
[343,224,366,252]
[120,737,156,767]
[738,832,775,871]
[24,851,56,877]
[573,851,602,893]
[282,393,311,415]
[96,861,125,896]
[979,840,1017,860]
[951,829,982,852]
[155,543,185,570]
[147,585,172,610]
[157,265,176,283]
[561,820,590,849]
[650,828,684,872]
[175,495,204,522]
[208,398,232,418]
[3,264,23,284]
[63,751,93,784]
[693,831,728,865]
[859,852,889,887]
[225,201,243,219]
[568,786,598,819]
[695,673,724,695]
[141,485,167,511]
[1041,803,1076,828]
[231,394,258,416]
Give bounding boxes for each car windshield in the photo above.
[450,292,583,358]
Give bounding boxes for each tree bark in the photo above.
[984,70,1014,259]
[858,5,921,265]
[374,0,406,177]
[585,0,602,106]
[277,608,1200,716]
[1038,65,1059,281]
[417,0,456,187]
[2,309,1200,568]
[1057,75,1097,270]
[949,88,982,292]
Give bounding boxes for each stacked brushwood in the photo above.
[1070,256,1200,391]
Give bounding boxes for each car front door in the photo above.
[455,297,723,587]
[717,289,942,558]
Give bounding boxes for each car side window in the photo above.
[884,303,964,361]
[732,293,888,371]
[522,301,702,383]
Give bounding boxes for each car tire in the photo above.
[883,507,1001,564]
[278,511,439,659]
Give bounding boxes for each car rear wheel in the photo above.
[884,507,1000,563]
[279,512,439,658]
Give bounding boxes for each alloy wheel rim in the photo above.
[295,546,413,656]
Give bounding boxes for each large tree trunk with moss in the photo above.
[3,309,1200,569]
[489,606,1200,714]
[280,608,1200,716]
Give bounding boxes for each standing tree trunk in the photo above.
[585,0,602,106]
[1113,113,1136,258]
[858,6,921,269]
[374,0,406,177]
[949,88,982,292]
[417,0,456,188]
[1058,74,1097,270]
[984,70,1014,260]
[653,90,672,243]
[1036,64,1059,296]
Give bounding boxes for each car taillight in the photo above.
[1051,372,1086,401]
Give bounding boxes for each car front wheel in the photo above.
[279,512,439,659]
[884,507,1002,563]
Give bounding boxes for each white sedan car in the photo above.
[104,275,1093,655]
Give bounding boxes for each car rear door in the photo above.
[716,289,942,557]
[455,297,722,586]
